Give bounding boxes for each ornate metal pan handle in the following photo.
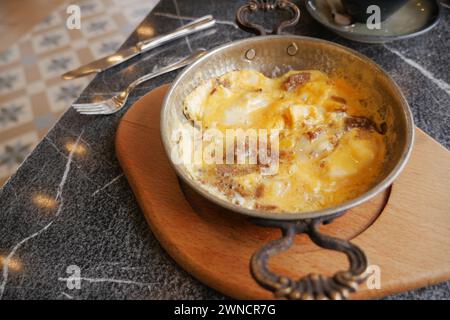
[250,213,368,300]
[236,0,301,35]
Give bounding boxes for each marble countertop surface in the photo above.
[1,0,449,300]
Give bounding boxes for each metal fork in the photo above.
[73,48,207,115]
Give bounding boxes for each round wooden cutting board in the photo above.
[115,84,450,300]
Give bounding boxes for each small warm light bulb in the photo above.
[65,141,86,155]
[32,193,57,209]
[107,54,124,63]
[137,25,155,39]
[0,256,22,272]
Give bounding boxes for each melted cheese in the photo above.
[183,69,387,213]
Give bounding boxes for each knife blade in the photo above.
[61,15,216,80]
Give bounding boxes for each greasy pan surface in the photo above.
[161,35,414,221]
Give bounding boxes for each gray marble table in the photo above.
[0,0,449,300]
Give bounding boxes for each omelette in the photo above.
[182,69,387,213]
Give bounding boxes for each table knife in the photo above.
[61,15,216,80]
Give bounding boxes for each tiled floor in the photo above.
[0,0,159,186]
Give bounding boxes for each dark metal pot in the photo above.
[160,0,414,299]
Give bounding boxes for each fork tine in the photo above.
[72,100,109,107]
[78,111,110,116]
[78,109,114,115]
[73,104,109,111]
[75,108,109,114]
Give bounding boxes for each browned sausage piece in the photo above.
[305,127,324,140]
[255,184,264,198]
[331,96,347,104]
[345,116,386,134]
[215,164,257,176]
[255,203,278,211]
[283,72,311,91]
[345,116,376,131]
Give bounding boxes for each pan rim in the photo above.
[160,35,415,221]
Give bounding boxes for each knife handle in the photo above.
[137,15,216,52]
